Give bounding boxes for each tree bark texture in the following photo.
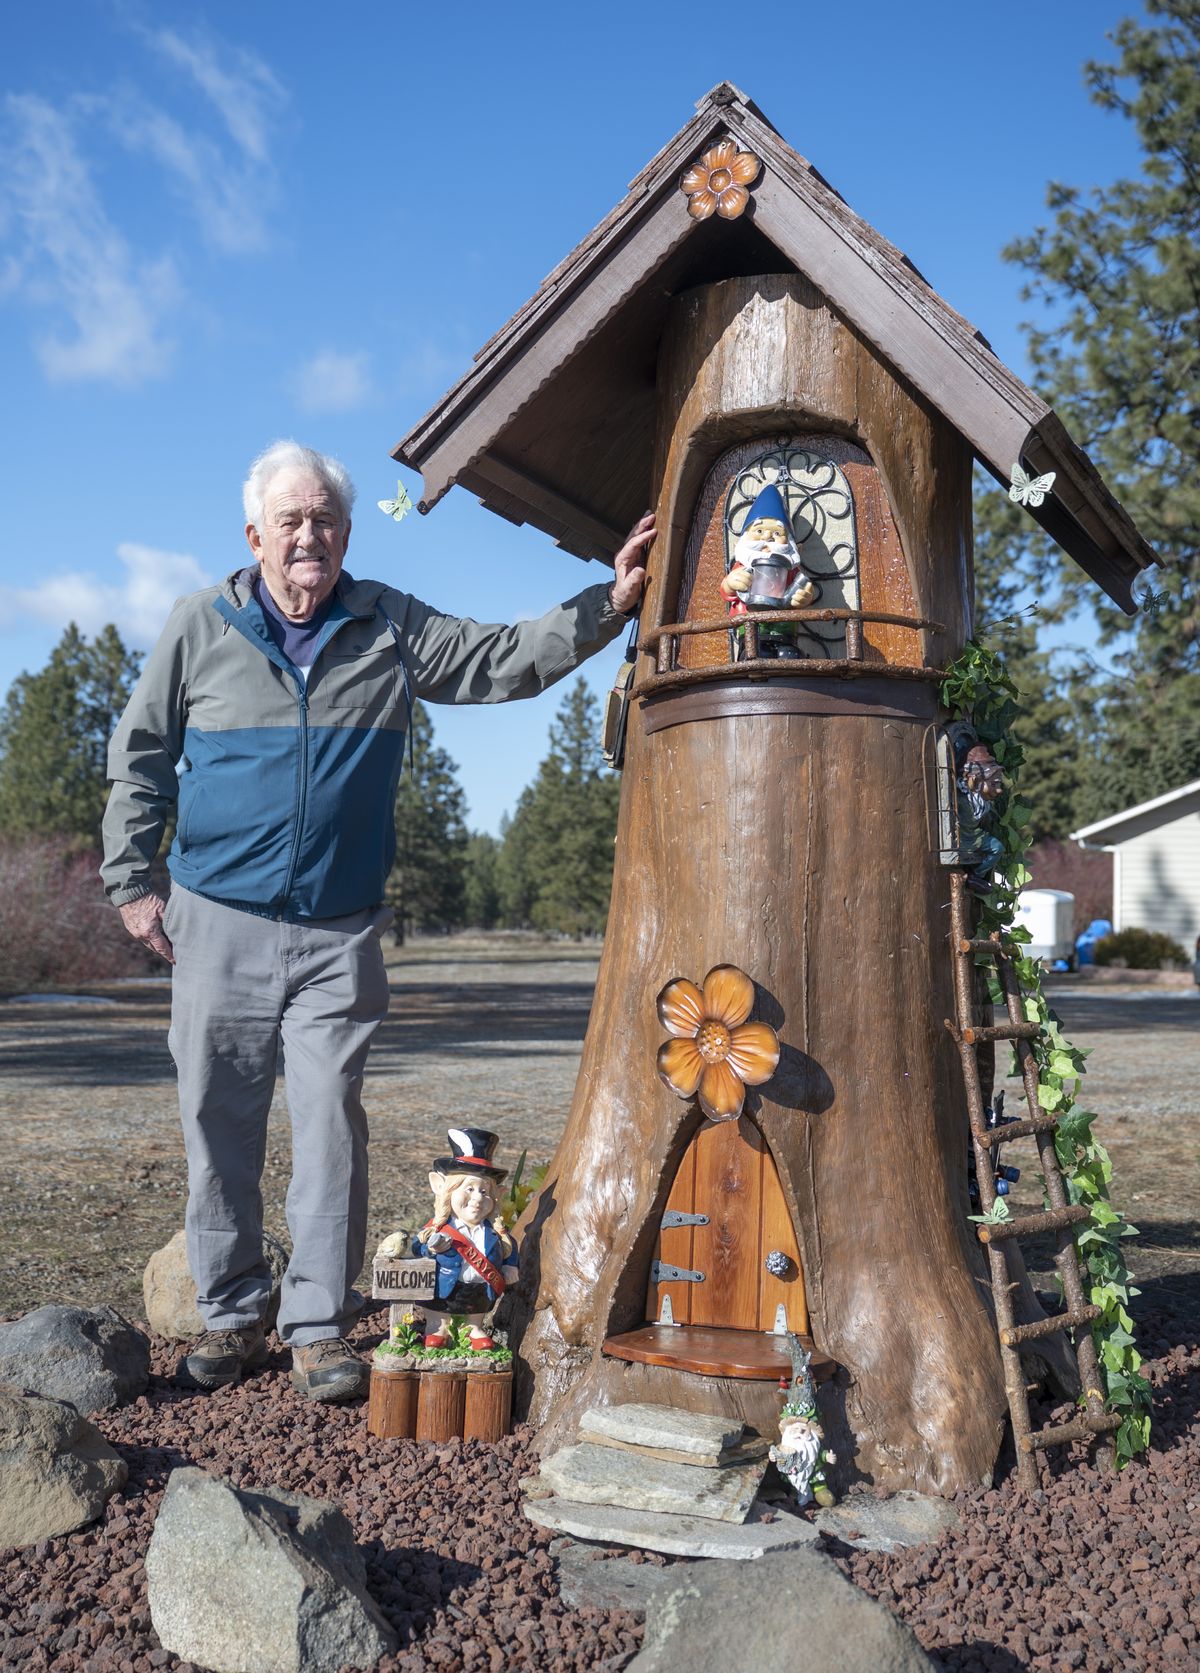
[511,275,1019,1494]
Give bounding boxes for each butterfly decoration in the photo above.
[1136,583,1169,616]
[1008,463,1056,509]
[378,483,414,522]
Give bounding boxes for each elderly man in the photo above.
[102,440,652,1401]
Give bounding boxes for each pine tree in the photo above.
[463,831,501,929]
[386,701,468,937]
[995,1,1200,662]
[497,680,620,936]
[971,2,1200,825]
[0,624,143,842]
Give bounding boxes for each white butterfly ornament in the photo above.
[378,483,414,522]
[1009,463,1056,509]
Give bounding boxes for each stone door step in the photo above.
[525,1495,819,1560]
[531,1442,766,1524]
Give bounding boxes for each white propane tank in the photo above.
[1016,889,1076,968]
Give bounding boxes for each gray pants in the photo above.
[164,885,391,1346]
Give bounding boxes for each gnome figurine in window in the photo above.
[720,482,819,659]
[409,1128,518,1352]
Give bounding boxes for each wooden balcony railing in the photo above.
[635,608,946,696]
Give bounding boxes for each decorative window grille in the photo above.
[723,444,860,659]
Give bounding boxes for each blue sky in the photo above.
[1,2,1146,833]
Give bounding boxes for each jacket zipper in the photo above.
[275,613,361,916]
[278,682,309,916]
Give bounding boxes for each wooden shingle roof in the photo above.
[393,83,1156,611]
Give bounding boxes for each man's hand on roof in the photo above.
[609,511,656,615]
[119,893,175,965]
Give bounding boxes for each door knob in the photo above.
[765,1249,793,1278]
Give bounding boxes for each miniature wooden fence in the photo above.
[367,1365,513,1444]
[636,608,945,696]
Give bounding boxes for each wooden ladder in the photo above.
[946,868,1120,1490]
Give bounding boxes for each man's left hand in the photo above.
[610,512,656,615]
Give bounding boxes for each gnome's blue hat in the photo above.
[744,482,792,533]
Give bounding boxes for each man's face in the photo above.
[246,467,350,616]
[450,1177,495,1226]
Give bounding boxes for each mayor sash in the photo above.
[429,1221,506,1295]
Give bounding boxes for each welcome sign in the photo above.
[372,1256,437,1303]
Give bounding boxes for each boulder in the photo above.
[143,1229,289,1341]
[630,1547,935,1673]
[0,1387,127,1547]
[146,1467,396,1673]
[0,1305,149,1413]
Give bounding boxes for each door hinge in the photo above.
[661,1210,710,1229]
[651,1261,705,1284]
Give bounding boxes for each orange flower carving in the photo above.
[656,964,780,1122]
[680,141,761,221]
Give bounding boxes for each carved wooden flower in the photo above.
[656,964,780,1121]
[680,141,760,221]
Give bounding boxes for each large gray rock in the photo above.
[554,1539,702,1617]
[0,1305,149,1413]
[813,1490,960,1553]
[630,1547,935,1672]
[533,1443,765,1523]
[525,1495,819,1559]
[0,1386,127,1547]
[144,1229,288,1341]
[146,1467,396,1673]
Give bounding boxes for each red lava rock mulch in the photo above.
[1,1289,1198,1671]
[833,1286,1200,1672]
[0,1314,643,1673]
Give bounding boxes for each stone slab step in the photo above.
[579,1403,746,1460]
[532,1444,765,1524]
[811,1490,960,1552]
[526,1495,819,1560]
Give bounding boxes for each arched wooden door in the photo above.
[646,1115,808,1335]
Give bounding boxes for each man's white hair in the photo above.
[242,441,357,531]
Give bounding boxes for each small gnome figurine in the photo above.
[408,1128,518,1352]
[720,482,818,660]
[955,737,1006,888]
[769,1335,836,1509]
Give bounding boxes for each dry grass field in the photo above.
[0,936,1196,1324]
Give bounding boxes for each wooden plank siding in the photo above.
[1110,807,1200,945]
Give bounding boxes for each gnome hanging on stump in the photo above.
[404,1129,518,1351]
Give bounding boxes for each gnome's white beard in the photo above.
[780,1425,821,1476]
[733,531,800,568]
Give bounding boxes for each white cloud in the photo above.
[0,544,211,645]
[0,25,286,384]
[115,27,287,253]
[1,95,179,384]
[291,350,375,414]
[147,29,284,166]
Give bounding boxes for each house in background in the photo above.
[1073,779,1200,947]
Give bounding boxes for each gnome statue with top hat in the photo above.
[719,481,818,659]
[407,1128,518,1352]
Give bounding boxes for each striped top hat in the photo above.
[433,1127,507,1181]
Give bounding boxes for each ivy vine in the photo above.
[941,640,1152,1463]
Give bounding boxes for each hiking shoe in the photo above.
[291,1338,370,1402]
[184,1323,268,1390]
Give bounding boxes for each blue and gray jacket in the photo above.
[101,565,625,919]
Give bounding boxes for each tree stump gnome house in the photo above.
[393,86,1157,1497]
